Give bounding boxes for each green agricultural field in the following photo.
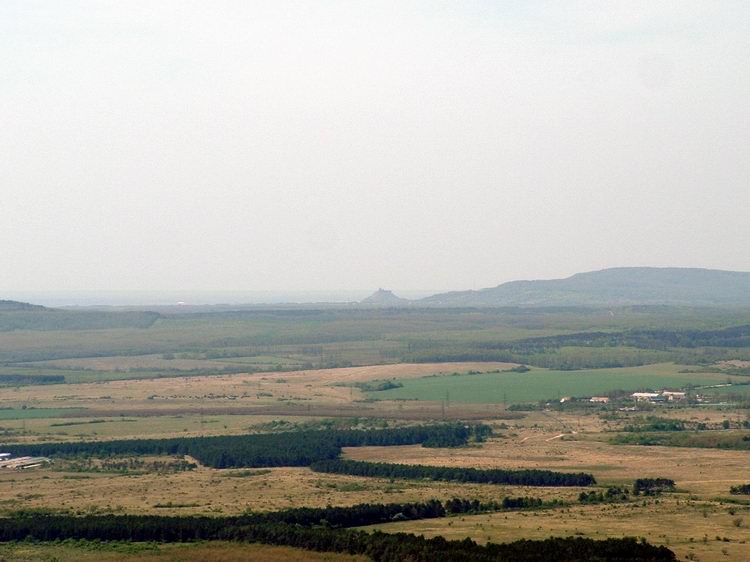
[367,363,726,404]
[703,382,750,398]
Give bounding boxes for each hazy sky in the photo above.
[2,1,749,293]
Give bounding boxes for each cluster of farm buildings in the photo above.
[559,390,688,405]
[588,390,687,404]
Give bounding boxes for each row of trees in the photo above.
[633,478,676,496]
[445,497,547,514]
[253,499,446,527]
[5,424,484,468]
[579,486,630,504]
[243,496,554,526]
[310,459,596,487]
[225,526,676,561]
[403,322,750,368]
[0,374,65,386]
[0,509,675,561]
[0,495,582,540]
[508,324,750,352]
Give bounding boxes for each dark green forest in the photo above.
[310,459,595,487]
[5,424,486,468]
[0,505,675,561]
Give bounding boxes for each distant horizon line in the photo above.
[5,265,750,294]
[4,266,750,306]
[0,289,440,307]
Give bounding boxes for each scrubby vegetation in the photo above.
[353,380,404,392]
[623,417,686,432]
[579,486,630,503]
[53,457,197,475]
[613,431,750,450]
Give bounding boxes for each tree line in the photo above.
[310,459,596,487]
[633,478,676,496]
[0,495,582,537]
[402,323,750,368]
[729,484,750,495]
[4,424,485,468]
[0,506,675,561]
[579,486,630,504]
[0,374,65,386]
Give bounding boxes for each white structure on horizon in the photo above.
[631,392,661,402]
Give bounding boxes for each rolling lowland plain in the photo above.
[1,304,750,561]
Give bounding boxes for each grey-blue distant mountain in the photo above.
[418,267,750,307]
[0,300,47,312]
[360,288,410,306]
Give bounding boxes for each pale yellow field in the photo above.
[1,362,515,410]
[0,460,581,516]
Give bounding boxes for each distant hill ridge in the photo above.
[418,267,750,307]
[0,300,47,312]
[0,300,160,331]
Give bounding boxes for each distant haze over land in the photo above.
[5,267,750,309]
[0,290,437,308]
